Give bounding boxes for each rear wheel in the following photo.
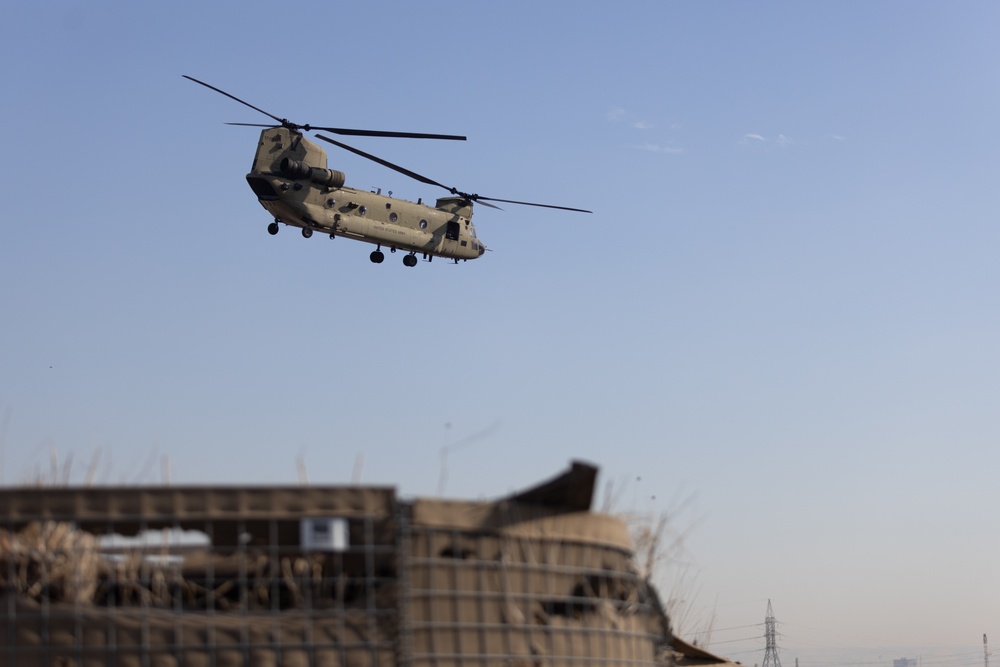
[301,228,313,239]
[403,254,418,267]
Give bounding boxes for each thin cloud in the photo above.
[607,107,626,122]
[740,132,799,147]
[632,120,653,130]
[634,143,684,154]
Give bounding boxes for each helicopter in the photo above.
[185,76,591,267]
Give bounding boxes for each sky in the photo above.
[1,2,998,665]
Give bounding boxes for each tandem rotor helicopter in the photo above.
[185,76,591,267]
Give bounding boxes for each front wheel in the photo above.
[267,222,279,235]
[370,250,385,264]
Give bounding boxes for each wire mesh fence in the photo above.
[1,474,670,667]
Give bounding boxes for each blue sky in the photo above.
[2,2,998,664]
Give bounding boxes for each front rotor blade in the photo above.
[315,134,455,192]
[475,196,592,213]
[314,133,591,214]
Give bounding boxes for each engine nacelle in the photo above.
[279,158,346,189]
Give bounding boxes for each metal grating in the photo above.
[1,487,398,667]
[406,524,664,667]
[1,482,670,667]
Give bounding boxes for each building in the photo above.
[1,461,736,667]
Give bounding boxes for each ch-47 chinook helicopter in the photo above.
[185,76,591,267]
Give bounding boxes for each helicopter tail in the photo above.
[249,127,328,175]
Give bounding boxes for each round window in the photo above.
[359,206,367,216]
[419,219,428,229]
[389,212,398,222]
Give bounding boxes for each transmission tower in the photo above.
[761,600,782,667]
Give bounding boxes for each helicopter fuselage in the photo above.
[246,128,485,263]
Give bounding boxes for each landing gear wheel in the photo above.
[403,254,418,267]
[267,222,279,235]
[301,228,313,239]
[370,250,385,264]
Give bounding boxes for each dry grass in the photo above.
[605,477,717,646]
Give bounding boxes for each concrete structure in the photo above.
[1,461,735,667]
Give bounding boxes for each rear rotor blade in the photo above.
[226,122,280,128]
[227,123,465,140]
[186,75,466,140]
[184,75,289,127]
[313,127,466,141]
[471,199,504,210]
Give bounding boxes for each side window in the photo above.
[446,221,460,241]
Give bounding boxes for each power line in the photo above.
[710,636,767,646]
[713,623,766,634]
[782,652,988,667]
